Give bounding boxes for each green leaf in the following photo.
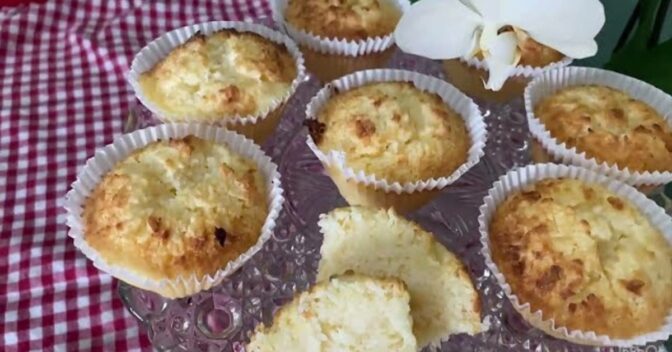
[604,41,672,93]
[603,0,672,94]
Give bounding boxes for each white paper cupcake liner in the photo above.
[478,163,672,347]
[461,56,573,79]
[271,0,410,57]
[128,21,306,125]
[63,124,284,298]
[305,68,487,194]
[525,66,672,186]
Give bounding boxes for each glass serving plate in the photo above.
[119,46,671,352]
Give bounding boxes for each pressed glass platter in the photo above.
[119,40,671,352]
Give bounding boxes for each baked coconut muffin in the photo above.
[489,178,672,338]
[83,136,268,291]
[281,0,403,81]
[247,274,417,352]
[309,81,470,211]
[137,29,299,142]
[533,84,672,173]
[285,0,400,40]
[317,207,483,348]
[443,28,567,103]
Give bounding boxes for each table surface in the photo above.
[0,1,270,350]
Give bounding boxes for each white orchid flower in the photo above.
[394,0,605,90]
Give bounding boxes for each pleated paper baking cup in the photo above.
[305,69,487,194]
[462,56,573,79]
[525,66,672,186]
[128,21,306,126]
[478,163,672,347]
[271,0,410,56]
[63,124,284,299]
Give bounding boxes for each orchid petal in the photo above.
[395,0,481,60]
[466,27,482,57]
[481,27,519,90]
[464,0,503,23]
[502,0,605,58]
[529,37,598,59]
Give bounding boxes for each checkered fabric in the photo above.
[0,1,270,350]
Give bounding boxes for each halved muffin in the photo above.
[318,206,483,348]
[247,274,417,352]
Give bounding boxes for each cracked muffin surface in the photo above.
[489,178,672,337]
[138,29,297,120]
[314,82,470,183]
[535,85,672,172]
[83,136,268,280]
[285,0,401,40]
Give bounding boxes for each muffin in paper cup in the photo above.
[128,21,306,144]
[305,69,487,213]
[63,124,284,298]
[525,66,672,191]
[394,0,605,102]
[478,163,672,346]
[272,0,410,83]
[442,57,572,103]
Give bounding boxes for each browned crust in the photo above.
[489,178,672,338]
[473,29,564,68]
[316,82,470,183]
[83,136,268,280]
[303,119,326,144]
[535,85,672,173]
[285,0,401,40]
[515,30,564,67]
[140,29,297,118]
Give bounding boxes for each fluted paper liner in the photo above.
[271,0,410,57]
[525,66,672,186]
[478,163,672,346]
[128,21,306,126]
[462,56,573,79]
[63,124,284,299]
[305,69,487,194]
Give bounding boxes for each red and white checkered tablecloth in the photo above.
[0,1,270,350]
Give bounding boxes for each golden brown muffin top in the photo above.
[83,136,268,281]
[489,178,672,338]
[473,28,564,68]
[312,82,470,183]
[139,29,297,120]
[535,85,672,173]
[284,0,401,40]
[515,29,565,67]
